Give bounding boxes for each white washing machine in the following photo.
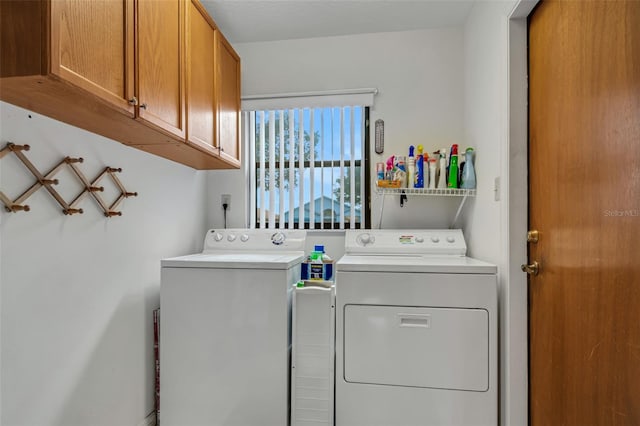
[160,229,306,426]
[335,229,497,426]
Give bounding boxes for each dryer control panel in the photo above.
[345,229,466,256]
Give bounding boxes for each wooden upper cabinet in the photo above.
[49,0,135,116]
[215,32,241,167]
[186,0,216,151]
[0,0,134,116]
[0,0,240,170]
[136,0,186,139]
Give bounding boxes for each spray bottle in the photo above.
[447,144,459,188]
[386,156,395,181]
[437,148,447,189]
[415,145,424,188]
[396,156,407,187]
[428,158,437,189]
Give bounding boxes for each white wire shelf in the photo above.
[375,184,476,197]
[375,183,476,229]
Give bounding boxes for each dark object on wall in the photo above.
[375,119,384,154]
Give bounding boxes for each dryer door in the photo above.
[343,305,489,391]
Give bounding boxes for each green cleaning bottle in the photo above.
[447,144,459,188]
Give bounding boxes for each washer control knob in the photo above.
[358,233,375,246]
[227,234,237,242]
[431,236,440,243]
[415,236,424,243]
[271,232,286,245]
[446,236,455,243]
[213,232,224,242]
[240,234,249,242]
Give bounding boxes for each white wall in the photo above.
[0,102,207,426]
[462,2,528,425]
[207,27,466,236]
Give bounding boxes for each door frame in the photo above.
[505,1,539,425]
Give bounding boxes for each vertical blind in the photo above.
[248,106,366,230]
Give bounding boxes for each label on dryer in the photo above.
[399,235,415,244]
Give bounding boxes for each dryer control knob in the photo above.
[240,234,249,242]
[271,232,286,245]
[227,234,237,242]
[415,236,424,243]
[213,232,224,242]
[431,236,440,243]
[446,236,455,243]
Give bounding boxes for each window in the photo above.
[247,104,370,229]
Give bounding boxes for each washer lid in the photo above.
[161,251,305,269]
[336,254,497,274]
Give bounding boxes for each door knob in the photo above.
[527,230,539,243]
[521,261,540,276]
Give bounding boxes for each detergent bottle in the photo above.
[407,146,415,189]
[460,148,477,189]
[415,145,424,188]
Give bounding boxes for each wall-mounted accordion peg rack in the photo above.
[0,142,138,217]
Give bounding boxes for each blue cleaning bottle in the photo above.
[407,146,415,189]
[460,147,476,189]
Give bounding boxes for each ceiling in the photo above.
[200,1,477,44]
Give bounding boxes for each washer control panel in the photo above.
[203,229,306,252]
[346,229,466,256]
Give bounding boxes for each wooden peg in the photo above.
[107,167,122,173]
[64,208,83,215]
[125,192,138,197]
[8,143,30,152]
[40,178,59,185]
[10,204,30,212]
[65,156,84,164]
[89,186,104,192]
[105,211,122,217]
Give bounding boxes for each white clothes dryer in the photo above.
[335,229,497,426]
[160,229,306,426]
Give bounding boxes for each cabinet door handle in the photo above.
[140,103,147,110]
[128,97,138,106]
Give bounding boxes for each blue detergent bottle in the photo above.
[460,147,476,189]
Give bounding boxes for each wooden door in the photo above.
[214,32,241,166]
[136,0,186,138]
[50,0,135,116]
[528,1,640,425]
[186,0,216,151]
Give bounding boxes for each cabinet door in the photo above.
[137,0,186,138]
[186,0,215,151]
[214,32,241,166]
[50,0,135,116]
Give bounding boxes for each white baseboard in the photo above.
[137,411,157,426]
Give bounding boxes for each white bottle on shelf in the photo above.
[428,158,437,189]
[437,148,447,189]
[407,157,415,189]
